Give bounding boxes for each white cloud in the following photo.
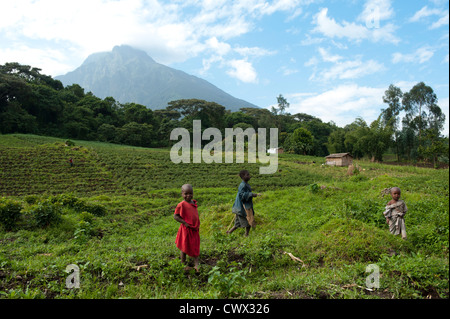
[358,0,394,23]
[409,6,441,22]
[234,46,277,58]
[318,47,343,62]
[286,84,385,127]
[409,5,449,30]
[392,47,435,64]
[430,12,449,29]
[0,0,304,76]
[0,44,74,76]
[279,66,299,76]
[205,37,232,56]
[312,7,399,44]
[313,8,368,41]
[312,59,384,82]
[307,47,385,82]
[226,59,258,83]
[304,56,319,67]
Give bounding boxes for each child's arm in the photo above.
[174,214,190,228]
[238,183,255,201]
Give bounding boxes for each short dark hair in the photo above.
[239,169,249,179]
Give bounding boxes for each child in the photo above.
[227,170,259,237]
[383,187,407,239]
[174,184,200,271]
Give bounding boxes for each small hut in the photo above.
[325,153,353,167]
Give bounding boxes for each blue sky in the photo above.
[1,0,448,135]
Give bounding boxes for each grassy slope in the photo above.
[0,134,448,299]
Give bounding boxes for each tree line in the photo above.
[0,62,447,165]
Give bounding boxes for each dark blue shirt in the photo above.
[232,181,254,217]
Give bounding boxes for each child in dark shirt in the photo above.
[226,170,259,237]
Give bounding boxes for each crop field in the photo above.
[0,134,448,300]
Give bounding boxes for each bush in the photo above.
[23,195,40,205]
[304,218,408,266]
[0,198,23,231]
[30,200,62,228]
[48,194,107,216]
[84,202,106,216]
[307,183,320,194]
[207,260,248,297]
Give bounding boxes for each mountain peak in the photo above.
[82,44,155,66]
[56,45,259,111]
[111,45,155,63]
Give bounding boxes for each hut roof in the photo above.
[325,152,353,158]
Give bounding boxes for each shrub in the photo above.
[84,202,106,216]
[74,220,93,244]
[307,183,320,194]
[23,195,40,205]
[207,260,248,297]
[30,200,62,228]
[0,198,23,231]
[304,218,408,266]
[157,259,187,286]
[48,194,107,216]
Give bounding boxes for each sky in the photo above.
[1,0,449,136]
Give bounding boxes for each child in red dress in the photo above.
[174,184,200,271]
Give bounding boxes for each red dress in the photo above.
[174,200,200,257]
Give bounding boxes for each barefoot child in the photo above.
[174,184,200,271]
[383,187,407,239]
[227,170,259,237]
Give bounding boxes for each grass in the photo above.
[0,133,448,299]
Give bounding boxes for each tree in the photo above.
[285,127,314,155]
[97,123,117,142]
[115,122,155,147]
[271,94,290,115]
[358,117,393,162]
[343,117,369,159]
[327,129,346,154]
[167,99,225,130]
[382,84,403,161]
[224,111,255,128]
[418,129,448,168]
[240,107,276,130]
[402,82,438,141]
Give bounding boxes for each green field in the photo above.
[0,134,448,299]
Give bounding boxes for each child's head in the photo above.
[181,184,193,202]
[239,169,251,182]
[390,187,401,201]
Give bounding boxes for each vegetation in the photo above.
[1,63,448,166]
[0,62,448,300]
[0,134,448,299]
